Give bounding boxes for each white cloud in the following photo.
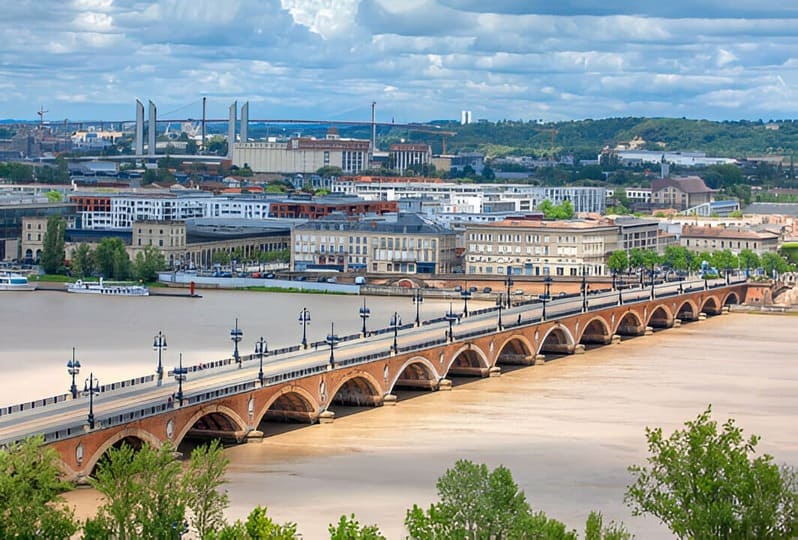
[1,1,798,121]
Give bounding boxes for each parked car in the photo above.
[482,287,493,293]
[514,289,525,295]
[469,286,478,293]
[454,285,463,292]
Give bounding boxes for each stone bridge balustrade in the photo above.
[39,283,747,481]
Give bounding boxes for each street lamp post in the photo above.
[581,266,588,312]
[725,266,731,285]
[359,298,371,337]
[153,331,167,386]
[84,372,100,429]
[254,336,267,385]
[650,263,656,300]
[326,323,340,368]
[611,271,617,291]
[298,307,311,349]
[230,318,243,368]
[173,353,187,406]
[504,273,514,308]
[639,267,644,288]
[460,288,471,317]
[67,347,80,399]
[412,289,424,327]
[389,312,402,353]
[541,276,552,321]
[496,294,504,330]
[444,303,459,343]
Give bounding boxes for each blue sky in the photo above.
[1,0,797,123]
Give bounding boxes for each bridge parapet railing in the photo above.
[0,373,157,419]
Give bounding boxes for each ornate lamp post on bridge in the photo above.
[444,303,459,343]
[254,336,267,385]
[153,331,167,386]
[298,307,311,349]
[639,267,644,288]
[84,372,100,429]
[650,263,656,300]
[66,347,81,399]
[540,275,553,321]
[504,272,514,308]
[389,312,402,353]
[173,353,187,406]
[412,288,424,327]
[230,318,243,368]
[326,323,341,368]
[460,287,472,318]
[725,266,732,285]
[581,265,588,312]
[359,298,371,337]
[496,294,504,330]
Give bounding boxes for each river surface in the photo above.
[2,290,796,538]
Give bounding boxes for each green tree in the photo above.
[244,506,298,539]
[317,166,344,177]
[212,250,231,266]
[133,245,166,282]
[607,250,629,274]
[662,246,691,271]
[184,440,230,539]
[738,248,761,273]
[584,511,632,540]
[626,405,798,539]
[628,248,645,271]
[329,514,386,540]
[710,249,739,274]
[70,243,94,278]
[46,190,63,202]
[0,436,78,539]
[761,251,792,276]
[94,237,131,279]
[87,442,185,540]
[405,459,540,539]
[40,215,66,273]
[539,199,575,220]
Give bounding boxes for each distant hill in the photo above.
[373,117,798,160]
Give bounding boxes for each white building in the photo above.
[232,132,370,174]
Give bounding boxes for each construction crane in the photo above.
[533,126,558,155]
[37,106,48,133]
[405,124,457,154]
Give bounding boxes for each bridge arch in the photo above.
[329,372,384,407]
[614,309,645,336]
[83,427,162,478]
[538,324,576,356]
[389,356,440,393]
[255,386,320,425]
[445,343,490,377]
[647,304,674,329]
[577,316,613,345]
[495,335,535,367]
[675,299,699,322]
[700,295,722,315]
[723,291,740,306]
[173,405,249,447]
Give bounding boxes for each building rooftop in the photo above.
[680,225,779,240]
[651,176,714,194]
[743,202,798,217]
[484,218,616,230]
[295,212,453,235]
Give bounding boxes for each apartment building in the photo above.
[679,225,780,255]
[291,213,457,274]
[465,217,619,277]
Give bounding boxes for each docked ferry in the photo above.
[66,278,149,296]
[0,272,36,291]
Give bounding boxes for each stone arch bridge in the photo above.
[46,284,745,481]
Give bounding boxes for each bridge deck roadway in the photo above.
[0,278,742,446]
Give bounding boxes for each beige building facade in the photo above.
[291,214,458,275]
[465,218,620,277]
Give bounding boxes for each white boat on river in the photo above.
[66,278,149,296]
[0,272,36,291]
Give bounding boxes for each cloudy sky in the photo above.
[1,0,797,123]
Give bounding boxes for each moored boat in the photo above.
[0,272,36,291]
[66,277,149,296]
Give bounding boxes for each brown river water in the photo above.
[2,290,795,539]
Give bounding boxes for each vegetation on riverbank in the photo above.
[1,408,794,539]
